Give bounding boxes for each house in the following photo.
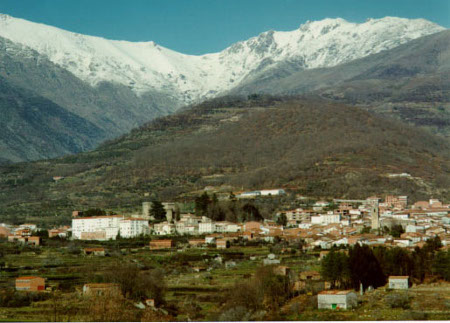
[318,290,357,310]
[319,250,330,260]
[273,266,290,276]
[244,221,262,232]
[216,239,229,249]
[19,224,37,231]
[145,299,155,307]
[205,235,217,244]
[83,283,121,296]
[388,276,409,289]
[8,235,40,246]
[299,270,322,281]
[83,248,106,256]
[150,239,175,250]
[48,229,61,238]
[152,221,175,235]
[15,276,45,292]
[0,226,11,237]
[27,236,41,246]
[260,189,286,196]
[263,254,280,265]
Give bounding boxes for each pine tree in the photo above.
[348,244,386,290]
[150,200,166,221]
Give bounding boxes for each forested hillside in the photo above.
[0,96,448,224]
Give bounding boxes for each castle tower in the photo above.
[370,202,380,230]
[142,202,152,220]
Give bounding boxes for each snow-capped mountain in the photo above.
[0,14,445,104]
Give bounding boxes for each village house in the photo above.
[150,239,175,250]
[15,276,45,292]
[244,221,262,232]
[0,226,10,237]
[388,276,409,289]
[216,239,229,249]
[27,236,41,246]
[273,266,290,276]
[8,235,41,246]
[14,228,32,237]
[48,229,65,238]
[83,283,121,296]
[19,223,37,231]
[318,290,358,310]
[152,221,175,235]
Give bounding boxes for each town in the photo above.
[1,189,449,321]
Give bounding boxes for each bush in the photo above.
[386,293,410,309]
[0,289,50,307]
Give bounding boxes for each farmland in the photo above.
[0,237,449,321]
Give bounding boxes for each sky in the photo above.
[0,0,448,55]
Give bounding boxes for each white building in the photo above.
[72,215,124,240]
[119,218,150,238]
[260,189,286,196]
[238,191,261,198]
[152,222,175,235]
[199,222,216,234]
[388,276,409,289]
[311,214,341,225]
[392,213,409,220]
[19,224,37,231]
[318,291,357,310]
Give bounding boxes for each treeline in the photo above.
[321,237,449,290]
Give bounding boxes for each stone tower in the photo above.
[370,201,380,230]
[142,202,152,220]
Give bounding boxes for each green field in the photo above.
[0,238,449,321]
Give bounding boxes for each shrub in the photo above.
[386,293,410,309]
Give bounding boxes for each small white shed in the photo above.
[318,290,357,310]
[388,276,409,289]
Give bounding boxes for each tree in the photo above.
[276,213,287,227]
[432,250,450,280]
[320,249,350,289]
[348,244,386,290]
[105,262,166,305]
[424,236,442,252]
[390,224,405,238]
[150,200,166,221]
[83,208,106,217]
[241,203,262,222]
[195,192,211,216]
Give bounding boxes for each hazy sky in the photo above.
[0,0,448,54]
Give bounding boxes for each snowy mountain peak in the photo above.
[0,14,445,103]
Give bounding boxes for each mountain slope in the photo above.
[0,77,105,162]
[0,36,180,162]
[0,14,444,103]
[0,14,446,163]
[0,97,448,221]
[230,30,450,136]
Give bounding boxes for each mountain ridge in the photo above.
[0,14,445,104]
